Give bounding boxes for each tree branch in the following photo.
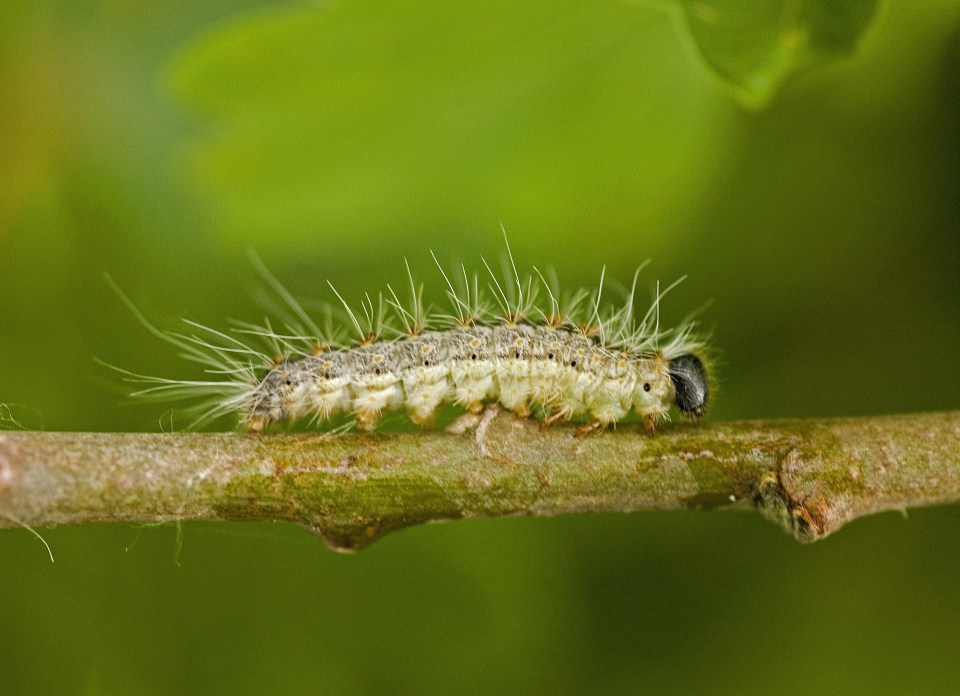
[2,411,959,549]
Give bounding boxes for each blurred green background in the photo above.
[2,1,960,694]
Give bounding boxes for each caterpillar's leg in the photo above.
[539,410,569,429]
[446,402,499,434]
[512,402,532,418]
[408,411,437,427]
[574,419,605,438]
[246,416,268,433]
[643,413,657,433]
[355,410,380,431]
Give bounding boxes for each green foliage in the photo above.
[167,1,727,255]
[670,0,882,106]
[161,0,884,253]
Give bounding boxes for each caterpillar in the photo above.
[111,243,710,434]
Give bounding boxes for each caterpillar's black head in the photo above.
[668,353,709,418]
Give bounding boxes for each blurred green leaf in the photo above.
[670,0,883,107]
[166,1,726,258]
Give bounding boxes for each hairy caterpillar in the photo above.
[112,243,710,434]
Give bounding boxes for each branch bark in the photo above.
[1,411,959,549]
